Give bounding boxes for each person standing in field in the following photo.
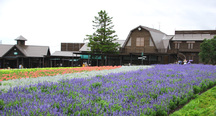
[19,64,23,69]
[183,59,187,65]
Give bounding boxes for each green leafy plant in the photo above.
[0,99,4,110]
[193,85,201,94]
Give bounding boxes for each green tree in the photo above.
[199,36,216,64]
[85,10,120,66]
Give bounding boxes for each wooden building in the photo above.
[76,26,173,66]
[50,51,80,67]
[119,26,173,65]
[76,40,125,66]
[61,43,84,51]
[75,26,216,65]
[0,35,51,68]
[168,30,216,63]
[50,43,84,67]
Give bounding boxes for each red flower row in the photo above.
[0,66,121,82]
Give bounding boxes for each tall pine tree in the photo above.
[85,10,120,66]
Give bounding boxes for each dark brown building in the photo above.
[119,26,173,65]
[0,35,51,68]
[76,26,216,65]
[61,43,84,51]
[168,30,216,63]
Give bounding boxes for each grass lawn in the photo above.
[170,85,216,116]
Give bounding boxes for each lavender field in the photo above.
[0,64,216,116]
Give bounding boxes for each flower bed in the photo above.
[0,64,216,116]
[0,66,120,82]
[0,66,152,92]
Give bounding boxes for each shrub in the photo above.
[193,85,201,94]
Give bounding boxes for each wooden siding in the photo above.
[123,29,157,54]
[4,46,25,57]
[61,43,84,51]
[168,41,202,53]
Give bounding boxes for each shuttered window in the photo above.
[136,37,144,46]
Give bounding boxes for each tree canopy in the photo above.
[199,36,216,64]
[85,10,120,55]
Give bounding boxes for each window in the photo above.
[188,43,193,49]
[175,43,180,49]
[149,37,153,46]
[136,37,144,46]
[174,41,182,49]
[187,41,195,49]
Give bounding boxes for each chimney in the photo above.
[15,35,27,46]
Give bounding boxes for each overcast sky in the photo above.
[0,0,216,53]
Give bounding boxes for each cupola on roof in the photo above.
[15,35,27,41]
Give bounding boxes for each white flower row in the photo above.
[0,66,153,92]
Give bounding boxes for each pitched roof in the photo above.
[15,35,27,41]
[122,25,171,49]
[79,40,125,52]
[18,45,50,57]
[52,51,80,57]
[0,44,13,57]
[0,44,50,58]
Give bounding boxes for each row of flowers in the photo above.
[0,64,216,115]
[0,66,121,82]
[0,66,152,92]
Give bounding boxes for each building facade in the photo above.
[1,26,215,68]
[0,36,51,68]
[75,26,216,66]
[168,30,216,63]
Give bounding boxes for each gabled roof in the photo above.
[15,35,27,41]
[52,51,80,57]
[122,25,172,50]
[0,44,13,57]
[18,45,50,57]
[0,44,50,58]
[79,40,125,52]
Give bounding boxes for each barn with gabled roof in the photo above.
[0,35,51,68]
